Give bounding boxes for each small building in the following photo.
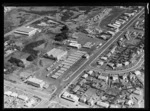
[79,95,87,103]
[98,34,110,40]
[51,75,59,79]
[4,91,12,96]
[43,83,49,89]
[87,98,95,106]
[116,63,122,67]
[82,74,88,78]
[106,52,112,58]
[18,95,29,102]
[134,70,141,76]
[98,75,108,81]
[62,92,79,102]
[101,56,107,61]
[126,99,134,106]
[107,62,115,69]
[82,54,90,59]
[20,72,31,79]
[68,43,81,49]
[10,92,18,97]
[96,100,109,108]
[72,32,79,39]
[79,79,86,86]
[124,61,130,66]
[112,75,118,81]
[71,94,79,102]
[87,70,93,75]
[106,31,115,36]
[97,60,104,66]
[73,85,80,93]
[46,48,68,61]
[25,99,36,107]
[14,26,38,36]
[110,46,117,54]
[110,104,119,108]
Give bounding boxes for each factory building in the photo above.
[25,77,45,88]
[14,26,38,36]
[46,48,68,61]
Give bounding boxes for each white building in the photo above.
[18,95,29,102]
[25,77,45,88]
[82,74,88,78]
[97,60,104,66]
[4,91,12,96]
[68,43,81,49]
[112,75,118,81]
[10,92,18,97]
[110,46,117,54]
[46,48,68,61]
[25,99,36,107]
[62,91,79,102]
[134,70,141,76]
[124,61,130,66]
[116,63,122,67]
[87,70,93,75]
[96,101,109,108]
[14,26,38,36]
[106,31,115,36]
[107,52,112,58]
[101,56,108,61]
[98,75,108,81]
[72,32,79,39]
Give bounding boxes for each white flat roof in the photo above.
[47,48,67,57]
[15,26,36,33]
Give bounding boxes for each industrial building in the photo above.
[14,26,38,36]
[25,77,45,88]
[46,48,68,61]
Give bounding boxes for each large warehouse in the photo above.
[14,26,38,36]
[46,48,68,61]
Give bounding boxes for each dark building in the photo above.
[25,81,40,88]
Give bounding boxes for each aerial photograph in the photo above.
[4,5,145,108]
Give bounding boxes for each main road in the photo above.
[48,8,144,105]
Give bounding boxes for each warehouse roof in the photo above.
[47,48,67,57]
[27,77,44,84]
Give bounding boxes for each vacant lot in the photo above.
[4,8,39,34]
[100,7,126,30]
